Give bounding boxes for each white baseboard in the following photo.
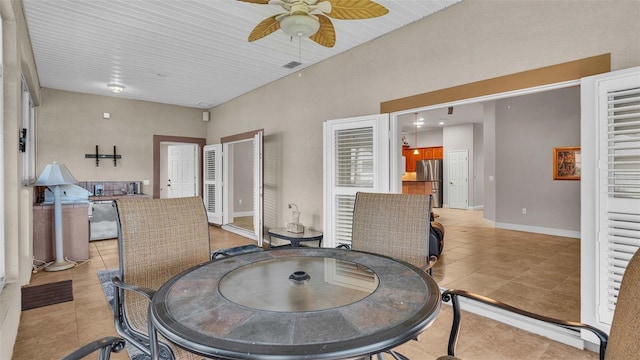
[440,204,484,211]
[221,224,257,240]
[494,222,580,238]
[233,211,253,217]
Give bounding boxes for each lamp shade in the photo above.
[280,15,320,37]
[35,162,78,186]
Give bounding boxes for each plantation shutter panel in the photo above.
[323,114,389,247]
[252,131,263,246]
[596,72,640,325]
[203,144,222,224]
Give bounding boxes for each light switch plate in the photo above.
[102,112,110,119]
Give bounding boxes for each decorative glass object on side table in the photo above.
[286,203,304,233]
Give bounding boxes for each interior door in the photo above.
[167,144,197,198]
[323,114,390,248]
[448,149,469,209]
[579,66,640,345]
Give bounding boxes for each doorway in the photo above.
[448,149,468,209]
[225,139,254,231]
[165,144,198,198]
[153,135,205,199]
[204,130,264,246]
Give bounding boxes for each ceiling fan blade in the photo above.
[310,1,332,14]
[325,0,389,20]
[236,0,271,4]
[309,15,336,48]
[248,15,281,42]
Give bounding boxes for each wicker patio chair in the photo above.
[345,192,437,273]
[111,197,213,360]
[338,192,436,360]
[61,336,125,360]
[439,249,640,360]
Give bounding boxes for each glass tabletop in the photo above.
[151,248,441,360]
[218,256,378,312]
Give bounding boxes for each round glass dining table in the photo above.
[150,247,441,360]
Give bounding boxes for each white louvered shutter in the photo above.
[323,114,389,248]
[252,131,263,246]
[203,144,223,224]
[596,71,640,325]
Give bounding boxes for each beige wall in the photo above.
[1,0,41,357]
[207,0,640,232]
[2,0,639,357]
[36,89,206,188]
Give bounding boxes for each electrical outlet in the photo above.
[522,208,527,214]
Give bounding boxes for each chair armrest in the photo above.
[61,336,125,360]
[211,245,263,260]
[211,250,231,260]
[441,289,609,359]
[112,276,155,300]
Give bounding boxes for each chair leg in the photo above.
[386,350,410,360]
[442,292,462,357]
[149,306,160,360]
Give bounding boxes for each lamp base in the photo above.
[44,259,76,272]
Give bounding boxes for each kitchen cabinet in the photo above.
[402,181,433,195]
[421,148,434,160]
[434,147,443,159]
[33,202,89,263]
[402,147,420,172]
[403,146,443,172]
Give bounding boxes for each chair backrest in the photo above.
[115,196,211,335]
[351,192,432,269]
[606,249,640,359]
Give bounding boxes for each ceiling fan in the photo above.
[237,0,389,48]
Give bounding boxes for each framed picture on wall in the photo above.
[553,146,581,180]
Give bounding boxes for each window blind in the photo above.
[203,144,222,224]
[335,127,374,188]
[600,84,640,323]
[333,127,374,246]
[323,114,389,248]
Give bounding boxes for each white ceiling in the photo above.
[22,0,461,109]
[398,102,486,134]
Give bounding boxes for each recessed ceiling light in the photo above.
[107,84,124,93]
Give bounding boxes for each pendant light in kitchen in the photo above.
[413,113,419,155]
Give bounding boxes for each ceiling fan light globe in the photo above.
[280,15,320,37]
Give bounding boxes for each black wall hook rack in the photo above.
[85,145,121,166]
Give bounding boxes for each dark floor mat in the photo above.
[21,280,73,311]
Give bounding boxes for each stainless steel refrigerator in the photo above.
[416,159,443,208]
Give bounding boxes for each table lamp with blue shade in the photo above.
[35,162,78,271]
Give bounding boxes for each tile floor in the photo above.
[12,209,597,359]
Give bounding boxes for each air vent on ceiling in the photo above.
[282,61,302,69]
